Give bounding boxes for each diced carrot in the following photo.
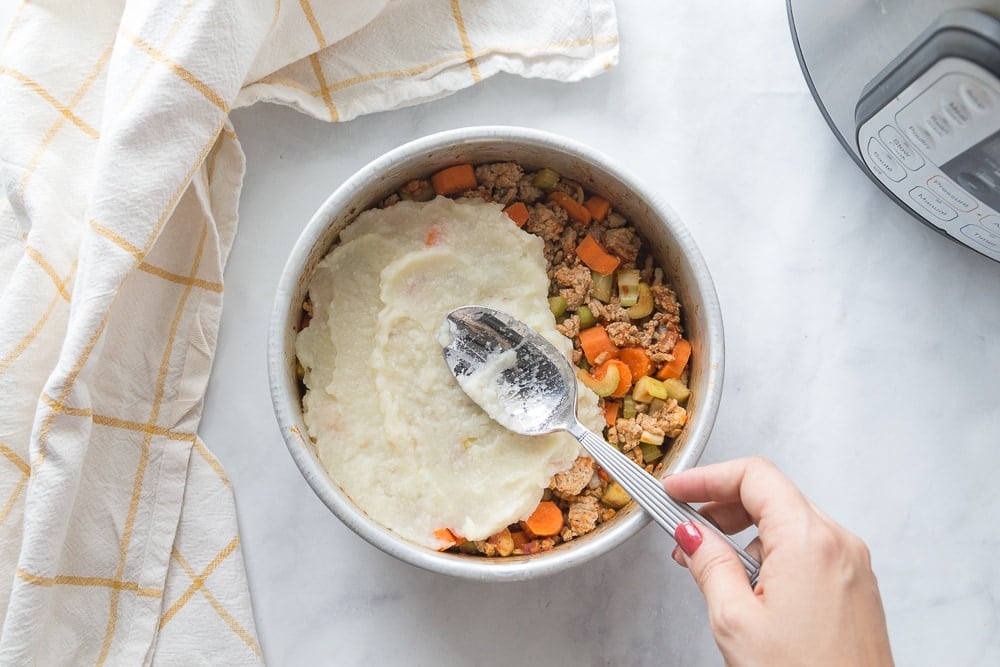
[596,467,610,482]
[603,399,620,427]
[619,347,653,380]
[433,528,460,550]
[583,196,611,222]
[503,201,530,227]
[547,191,592,225]
[431,164,477,196]
[595,359,632,398]
[424,225,441,246]
[576,234,621,275]
[523,501,563,537]
[657,338,692,380]
[578,325,619,365]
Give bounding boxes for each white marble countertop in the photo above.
[200,2,1000,665]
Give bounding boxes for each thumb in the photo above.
[673,521,756,611]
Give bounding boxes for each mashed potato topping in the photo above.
[296,196,601,548]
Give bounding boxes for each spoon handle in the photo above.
[570,422,760,588]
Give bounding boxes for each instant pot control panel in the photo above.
[856,10,1000,262]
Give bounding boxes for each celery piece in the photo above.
[457,541,479,555]
[632,375,668,403]
[639,430,665,446]
[660,377,691,403]
[601,481,631,509]
[592,270,613,303]
[577,365,620,398]
[640,443,664,464]
[622,395,637,419]
[532,167,560,190]
[617,269,641,307]
[548,295,568,318]
[577,305,597,329]
[626,283,653,319]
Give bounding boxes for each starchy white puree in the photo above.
[445,346,521,432]
[296,196,602,548]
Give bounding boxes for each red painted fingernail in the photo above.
[674,521,703,556]
[670,545,684,565]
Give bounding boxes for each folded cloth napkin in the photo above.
[0,0,618,663]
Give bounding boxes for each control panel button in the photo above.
[960,81,994,113]
[960,224,1000,252]
[926,112,952,137]
[980,214,1000,233]
[878,125,925,170]
[905,123,935,152]
[866,138,906,182]
[942,98,971,126]
[926,175,977,212]
[910,186,958,221]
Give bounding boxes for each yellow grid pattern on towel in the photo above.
[253,33,620,104]
[299,0,339,121]
[0,0,618,662]
[0,2,256,662]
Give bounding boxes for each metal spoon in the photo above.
[440,305,760,587]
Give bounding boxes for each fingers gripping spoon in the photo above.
[440,305,760,587]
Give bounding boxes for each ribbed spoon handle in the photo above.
[571,422,760,587]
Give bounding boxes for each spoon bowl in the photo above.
[440,306,579,436]
[442,305,760,587]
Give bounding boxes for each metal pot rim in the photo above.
[267,125,725,581]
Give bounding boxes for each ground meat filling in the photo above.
[376,161,692,557]
[473,163,523,205]
[603,227,642,263]
[550,456,596,497]
[524,203,567,242]
[553,264,591,310]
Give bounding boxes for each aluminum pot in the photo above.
[267,126,724,581]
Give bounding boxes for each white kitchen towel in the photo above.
[0,0,618,664]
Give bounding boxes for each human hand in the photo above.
[663,457,894,667]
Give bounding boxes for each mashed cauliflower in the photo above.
[296,196,602,549]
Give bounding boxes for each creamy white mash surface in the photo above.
[296,197,601,548]
[446,346,521,433]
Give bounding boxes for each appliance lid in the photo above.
[788,0,1000,263]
